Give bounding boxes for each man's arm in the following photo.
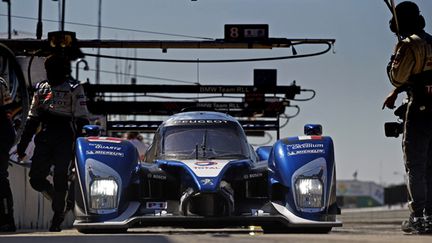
[16,116,40,160]
[72,84,90,137]
[383,40,416,110]
[16,92,41,160]
[388,41,416,87]
[382,85,408,109]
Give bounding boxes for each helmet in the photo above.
[44,54,71,84]
[390,1,425,36]
[304,124,322,136]
[44,54,71,74]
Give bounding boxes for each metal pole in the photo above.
[2,0,11,39]
[36,0,43,39]
[75,58,89,81]
[383,0,402,41]
[96,0,101,84]
[7,0,11,39]
[57,0,61,30]
[61,0,65,31]
[277,115,280,140]
[390,0,401,41]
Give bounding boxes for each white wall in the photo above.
[9,164,74,230]
[337,180,385,205]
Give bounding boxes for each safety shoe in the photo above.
[49,212,65,232]
[401,216,426,234]
[0,215,16,233]
[425,215,432,234]
[0,223,16,232]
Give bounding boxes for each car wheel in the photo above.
[262,225,332,234]
[77,228,128,234]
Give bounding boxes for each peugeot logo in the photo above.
[195,161,218,166]
[200,178,214,185]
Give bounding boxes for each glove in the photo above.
[17,117,40,158]
[382,89,398,110]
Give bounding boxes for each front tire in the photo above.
[77,228,128,234]
[262,225,332,234]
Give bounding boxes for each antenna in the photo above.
[383,0,402,41]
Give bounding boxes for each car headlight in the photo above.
[90,179,118,211]
[295,177,323,210]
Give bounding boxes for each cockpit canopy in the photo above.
[145,113,253,162]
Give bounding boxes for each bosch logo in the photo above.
[195,161,218,166]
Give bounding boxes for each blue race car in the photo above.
[73,111,341,233]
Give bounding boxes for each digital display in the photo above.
[224,24,269,41]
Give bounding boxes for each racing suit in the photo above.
[17,78,89,215]
[388,30,432,218]
[0,77,16,231]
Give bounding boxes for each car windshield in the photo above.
[160,124,249,160]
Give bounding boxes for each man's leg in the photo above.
[29,133,55,200]
[424,131,432,232]
[404,109,429,217]
[49,135,74,232]
[0,151,15,232]
[401,106,429,233]
[0,124,16,232]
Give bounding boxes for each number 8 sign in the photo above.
[224,24,269,41]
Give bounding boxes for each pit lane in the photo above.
[1,206,431,243]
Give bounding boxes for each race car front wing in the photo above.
[73,201,342,231]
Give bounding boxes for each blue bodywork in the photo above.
[73,112,341,233]
[268,136,338,221]
[75,137,139,220]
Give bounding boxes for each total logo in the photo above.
[193,161,219,170]
[194,161,218,166]
[186,159,227,176]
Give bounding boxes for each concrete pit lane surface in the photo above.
[1,207,431,243]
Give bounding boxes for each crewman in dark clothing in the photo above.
[383,1,432,234]
[0,76,16,232]
[17,54,89,232]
